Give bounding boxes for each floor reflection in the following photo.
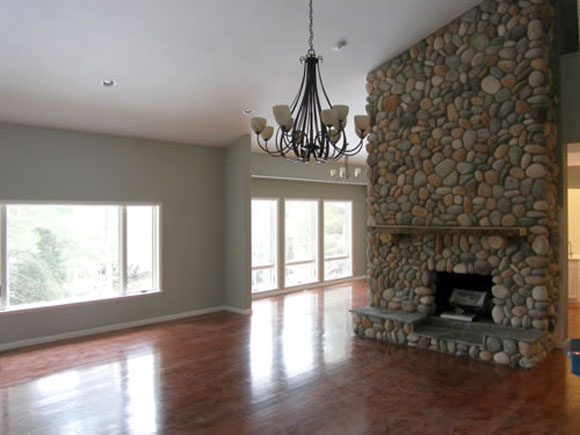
[281,292,316,378]
[1,344,159,435]
[250,285,356,401]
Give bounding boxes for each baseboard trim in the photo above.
[223,306,253,315]
[0,305,251,353]
[252,275,367,300]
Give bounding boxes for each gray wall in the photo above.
[225,136,252,310]
[251,178,368,278]
[0,122,226,344]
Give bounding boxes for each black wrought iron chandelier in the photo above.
[250,0,370,163]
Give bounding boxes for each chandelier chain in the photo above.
[308,0,314,53]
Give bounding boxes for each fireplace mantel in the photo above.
[368,225,528,237]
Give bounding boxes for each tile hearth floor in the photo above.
[0,280,579,434]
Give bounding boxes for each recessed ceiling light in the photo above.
[332,39,347,52]
[242,107,255,116]
[101,79,116,88]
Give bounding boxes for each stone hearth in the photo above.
[353,0,559,369]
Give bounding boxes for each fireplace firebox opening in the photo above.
[434,272,494,322]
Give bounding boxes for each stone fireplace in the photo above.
[351,0,559,368]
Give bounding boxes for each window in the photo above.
[285,200,318,287]
[324,201,352,280]
[0,204,160,311]
[251,199,277,293]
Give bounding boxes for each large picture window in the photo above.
[324,201,352,280]
[285,200,318,287]
[1,203,160,311]
[251,199,277,293]
[251,196,355,295]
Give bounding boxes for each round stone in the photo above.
[503,339,518,356]
[416,287,434,296]
[487,235,506,250]
[532,286,549,301]
[435,159,456,178]
[532,236,549,256]
[526,163,546,179]
[494,352,510,365]
[492,306,505,324]
[479,351,493,362]
[529,70,545,87]
[492,285,510,299]
[486,336,502,353]
[457,214,471,226]
[528,19,543,41]
[482,75,501,95]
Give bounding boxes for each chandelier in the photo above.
[250,0,370,163]
[330,157,362,181]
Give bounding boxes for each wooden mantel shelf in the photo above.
[368,224,528,237]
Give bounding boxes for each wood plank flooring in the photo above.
[0,280,579,434]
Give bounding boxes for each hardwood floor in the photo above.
[0,280,579,434]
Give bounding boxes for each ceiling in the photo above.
[0,0,480,162]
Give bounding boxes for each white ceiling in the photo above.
[0,0,480,162]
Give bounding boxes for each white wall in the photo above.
[0,122,226,345]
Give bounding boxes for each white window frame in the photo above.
[251,198,278,293]
[322,200,353,281]
[284,199,319,288]
[0,201,162,312]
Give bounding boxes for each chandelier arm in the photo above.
[290,59,308,112]
[315,57,333,109]
[277,129,295,157]
[256,134,284,157]
[341,138,364,157]
[307,62,317,153]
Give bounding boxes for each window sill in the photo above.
[0,290,162,316]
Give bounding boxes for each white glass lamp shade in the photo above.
[355,115,371,138]
[251,117,267,134]
[354,168,362,178]
[321,109,337,126]
[261,126,274,141]
[339,167,346,179]
[332,105,349,122]
[330,169,337,178]
[273,105,293,129]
